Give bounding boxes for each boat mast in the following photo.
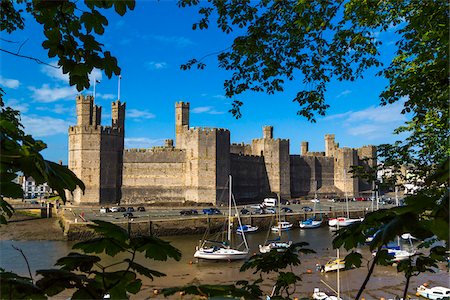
[345,168,349,218]
[228,174,232,243]
[337,221,340,299]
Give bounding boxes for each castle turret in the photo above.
[301,141,309,156]
[175,102,190,149]
[263,126,273,139]
[325,134,337,157]
[252,126,291,198]
[76,95,94,126]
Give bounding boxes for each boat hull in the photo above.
[236,225,259,234]
[194,247,248,260]
[259,241,292,253]
[416,285,450,299]
[271,222,293,232]
[300,220,322,229]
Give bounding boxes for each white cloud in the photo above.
[4,99,29,113]
[336,89,352,98]
[29,84,77,103]
[324,99,408,139]
[37,103,74,115]
[213,95,226,100]
[97,93,116,100]
[127,109,156,120]
[21,115,71,137]
[147,61,168,70]
[125,137,163,148]
[191,106,224,115]
[0,76,20,89]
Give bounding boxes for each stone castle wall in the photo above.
[121,148,186,204]
[68,98,376,205]
[230,154,270,201]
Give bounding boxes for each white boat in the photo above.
[300,218,323,229]
[271,221,293,232]
[372,246,416,262]
[259,240,292,253]
[328,217,363,227]
[194,175,249,261]
[321,258,345,273]
[312,288,342,300]
[416,284,450,299]
[260,194,293,253]
[236,225,259,234]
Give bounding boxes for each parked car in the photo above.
[100,207,110,213]
[291,199,300,204]
[137,206,145,212]
[202,208,222,215]
[302,206,313,212]
[264,208,276,214]
[355,197,366,201]
[110,207,119,212]
[127,207,134,212]
[280,207,293,213]
[118,207,126,212]
[240,208,251,215]
[123,212,133,218]
[180,209,198,216]
[280,199,290,205]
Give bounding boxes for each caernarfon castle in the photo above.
[67,96,376,205]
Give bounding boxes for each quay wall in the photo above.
[63,210,368,241]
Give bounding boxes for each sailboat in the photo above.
[271,194,293,232]
[328,171,363,227]
[259,194,293,253]
[194,175,249,260]
[300,199,323,229]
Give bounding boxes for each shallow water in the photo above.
[1,228,448,299]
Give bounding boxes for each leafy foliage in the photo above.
[1,0,136,91]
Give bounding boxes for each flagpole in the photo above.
[118,75,122,101]
[93,77,96,99]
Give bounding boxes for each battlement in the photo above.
[231,142,251,147]
[175,101,190,108]
[304,151,326,157]
[325,134,335,140]
[252,138,290,143]
[125,147,184,153]
[68,125,122,135]
[186,127,230,134]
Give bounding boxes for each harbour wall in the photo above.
[62,210,368,241]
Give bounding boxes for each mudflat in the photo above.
[0,214,65,241]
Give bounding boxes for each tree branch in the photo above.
[12,245,34,284]
[0,48,58,68]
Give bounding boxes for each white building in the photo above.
[21,176,52,199]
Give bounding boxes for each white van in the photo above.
[263,197,277,207]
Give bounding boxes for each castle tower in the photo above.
[175,102,190,149]
[68,95,125,204]
[325,134,337,157]
[252,126,291,198]
[301,141,309,156]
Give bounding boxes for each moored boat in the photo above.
[416,284,450,299]
[271,221,293,232]
[236,225,259,234]
[321,258,345,273]
[312,288,342,300]
[300,218,323,229]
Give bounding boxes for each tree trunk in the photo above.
[355,246,382,300]
[403,275,411,300]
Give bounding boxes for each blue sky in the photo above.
[1,2,408,163]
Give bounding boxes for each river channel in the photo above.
[1,227,448,299]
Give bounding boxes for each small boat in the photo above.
[236,225,259,234]
[401,233,417,240]
[416,284,450,299]
[329,217,363,227]
[194,175,249,261]
[312,288,342,300]
[321,258,345,273]
[300,217,323,229]
[271,221,293,232]
[259,239,292,253]
[372,246,416,262]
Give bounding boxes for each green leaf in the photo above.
[73,237,127,256]
[125,259,166,280]
[55,252,101,272]
[131,236,181,261]
[344,251,362,269]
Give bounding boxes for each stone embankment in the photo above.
[61,210,367,241]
